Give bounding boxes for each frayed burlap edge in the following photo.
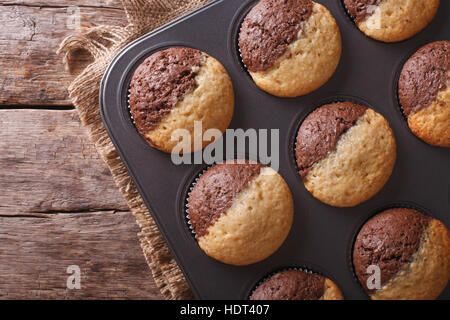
[58,0,212,300]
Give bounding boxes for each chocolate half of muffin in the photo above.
[129,47,204,134]
[353,208,450,300]
[399,41,449,117]
[187,160,294,266]
[398,41,450,147]
[295,102,367,180]
[295,101,396,207]
[238,0,313,73]
[250,269,343,300]
[188,160,264,238]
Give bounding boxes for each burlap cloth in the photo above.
[58,0,212,299]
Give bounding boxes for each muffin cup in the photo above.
[396,84,408,121]
[394,50,413,122]
[184,165,212,239]
[126,86,134,125]
[235,2,256,74]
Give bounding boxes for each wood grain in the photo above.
[0,210,162,299]
[0,109,128,214]
[0,2,165,300]
[0,108,162,299]
[0,2,127,106]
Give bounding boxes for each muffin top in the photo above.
[399,40,449,117]
[188,160,294,266]
[128,46,234,153]
[129,47,205,133]
[238,0,313,72]
[344,0,381,24]
[344,0,440,43]
[250,270,325,300]
[188,160,264,238]
[295,102,368,180]
[353,208,431,293]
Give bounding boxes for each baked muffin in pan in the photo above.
[187,160,294,266]
[295,101,396,207]
[238,0,341,97]
[250,269,344,300]
[129,47,234,153]
[343,0,440,42]
[398,40,449,147]
[353,208,450,300]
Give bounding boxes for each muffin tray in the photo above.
[100,0,450,299]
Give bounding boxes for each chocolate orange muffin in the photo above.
[129,47,234,153]
[238,0,341,98]
[353,208,450,300]
[187,160,294,266]
[250,270,344,300]
[295,102,396,207]
[343,0,440,42]
[398,40,449,147]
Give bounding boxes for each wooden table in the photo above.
[0,0,162,299]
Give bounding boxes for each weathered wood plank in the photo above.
[0,4,127,106]
[0,109,129,214]
[0,2,165,300]
[0,210,162,299]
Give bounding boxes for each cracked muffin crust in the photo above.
[398,40,450,147]
[129,47,234,153]
[295,102,396,207]
[238,0,341,97]
[353,208,450,300]
[343,0,440,42]
[250,269,344,300]
[187,160,294,266]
